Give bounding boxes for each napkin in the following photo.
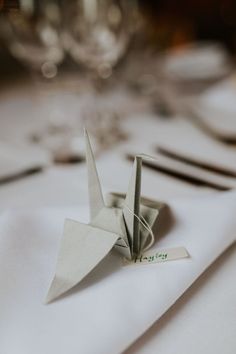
[0,190,236,354]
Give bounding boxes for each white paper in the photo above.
[123,247,189,265]
[0,190,235,354]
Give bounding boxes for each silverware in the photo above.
[126,151,236,191]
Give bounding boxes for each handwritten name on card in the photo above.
[123,247,189,266]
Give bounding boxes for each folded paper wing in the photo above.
[45,219,118,303]
[85,129,105,220]
[91,207,132,260]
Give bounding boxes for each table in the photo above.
[0,83,235,354]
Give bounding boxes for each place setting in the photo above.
[0,1,236,354]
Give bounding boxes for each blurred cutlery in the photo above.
[0,141,49,184]
[126,151,236,191]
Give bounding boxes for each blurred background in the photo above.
[1,0,236,208]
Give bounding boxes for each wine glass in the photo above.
[0,0,139,161]
[0,0,64,77]
[61,0,137,79]
[58,0,138,152]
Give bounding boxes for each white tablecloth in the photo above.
[0,84,235,354]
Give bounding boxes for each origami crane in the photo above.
[46,130,165,303]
